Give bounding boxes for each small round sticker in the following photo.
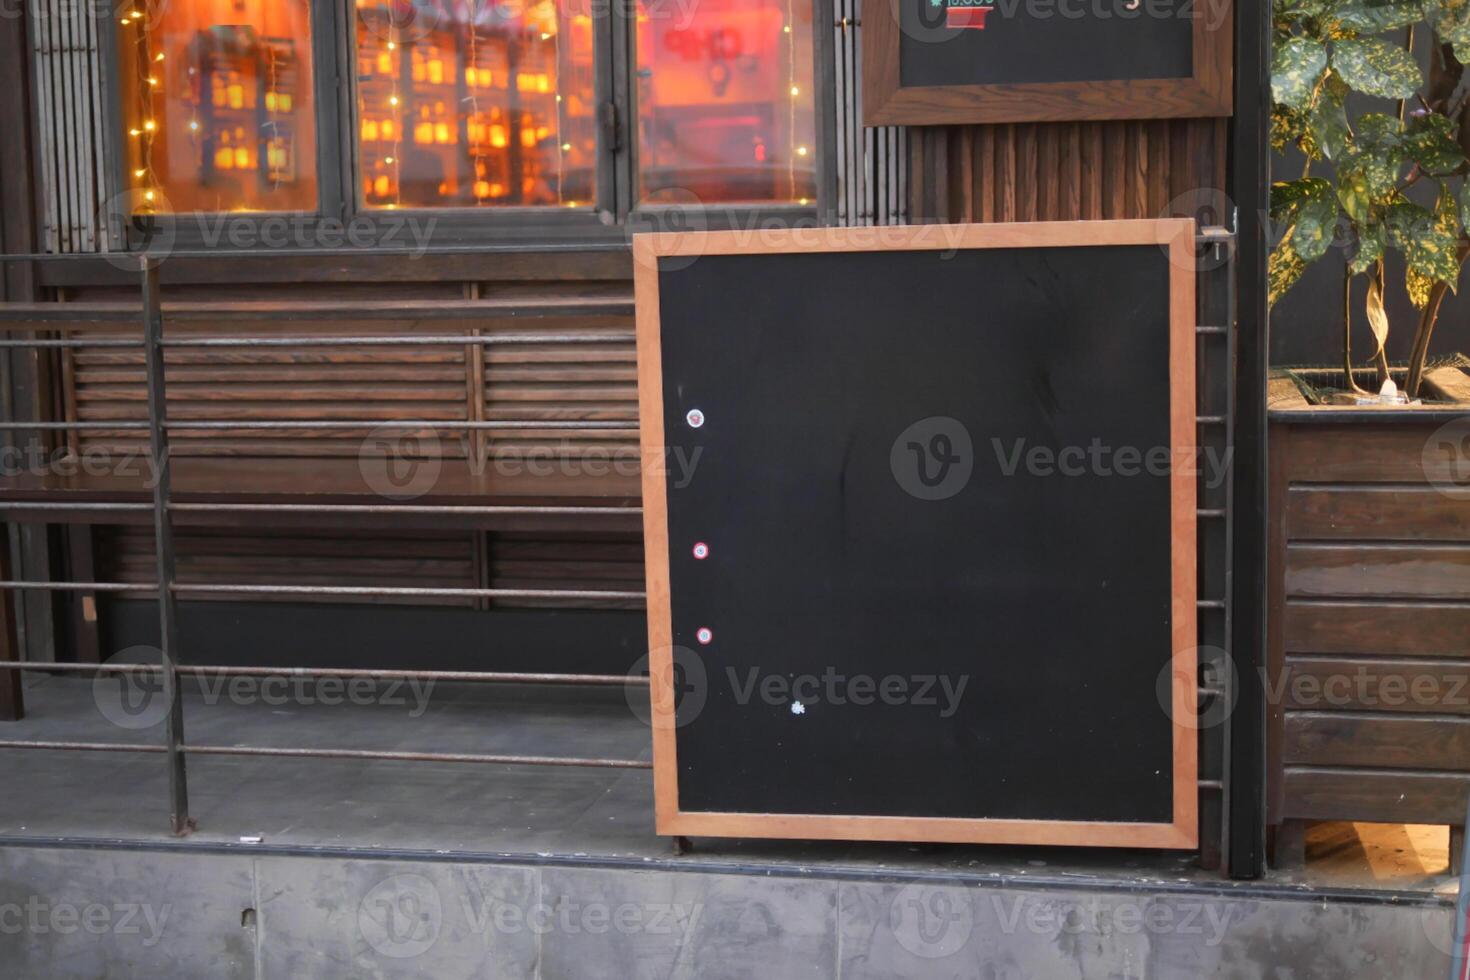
[692,542,710,560]
[695,627,713,645]
[686,408,705,429]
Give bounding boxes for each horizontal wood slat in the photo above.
[482,323,638,462]
[1284,713,1470,770]
[98,526,479,607]
[1283,658,1470,714]
[1283,767,1470,824]
[1284,601,1470,657]
[486,532,644,610]
[1281,425,1463,484]
[1286,543,1470,600]
[1287,486,1470,541]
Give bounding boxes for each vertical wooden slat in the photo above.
[1101,125,1126,219]
[1148,120,1171,217]
[957,130,974,222]
[1037,126,1059,221]
[974,126,992,223]
[996,125,1016,223]
[1080,123,1103,221]
[1015,125,1037,221]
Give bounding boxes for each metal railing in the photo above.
[0,235,1237,866]
[0,255,652,835]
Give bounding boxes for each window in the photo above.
[635,0,816,205]
[353,0,598,208]
[109,0,824,226]
[118,0,319,213]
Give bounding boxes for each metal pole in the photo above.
[141,257,191,836]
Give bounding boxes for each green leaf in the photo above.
[1388,195,1461,297]
[1407,264,1435,306]
[1433,0,1470,64]
[1310,75,1352,159]
[1459,179,1470,229]
[1355,112,1404,145]
[1334,0,1425,32]
[1404,113,1468,173]
[1350,222,1386,273]
[1271,177,1334,224]
[1337,113,1405,214]
[1269,239,1308,306]
[1271,104,1310,153]
[1293,194,1342,262]
[1332,37,1423,99]
[1273,37,1328,108]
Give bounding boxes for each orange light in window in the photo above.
[521,127,537,148]
[381,119,394,139]
[490,125,507,148]
[414,122,434,144]
[474,180,492,198]
[362,119,379,141]
[374,175,391,196]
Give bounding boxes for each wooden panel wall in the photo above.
[1269,420,1470,827]
[97,526,482,607]
[58,279,637,463]
[909,119,1228,223]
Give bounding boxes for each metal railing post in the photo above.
[140,257,191,835]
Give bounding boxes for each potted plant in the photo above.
[1266,0,1470,870]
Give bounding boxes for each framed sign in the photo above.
[863,0,1232,125]
[635,220,1199,848]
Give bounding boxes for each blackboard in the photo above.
[635,221,1198,847]
[863,0,1232,125]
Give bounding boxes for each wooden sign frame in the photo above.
[635,220,1199,848]
[862,0,1233,125]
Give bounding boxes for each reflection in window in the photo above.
[355,0,596,208]
[118,0,319,213]
[636,0,816,205]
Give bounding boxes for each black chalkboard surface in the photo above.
[864,0,1232,124]
[899,0,1192,89]
[635,221,1198,848]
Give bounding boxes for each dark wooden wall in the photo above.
[909,119,1229,223]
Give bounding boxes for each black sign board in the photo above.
[863,0,1232,125]
[635,221,1199,847]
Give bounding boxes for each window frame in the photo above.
[94,0,835,252]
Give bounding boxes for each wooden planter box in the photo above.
[1267,367,1470,867]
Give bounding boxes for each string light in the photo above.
[785,0,799,201]
[389,17,403,209]
[125,4,161,215]
[464,1,488,205]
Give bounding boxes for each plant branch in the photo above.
[1405,240,1470,396]
[1343,264,1371,394]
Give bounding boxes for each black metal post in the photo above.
[1228,0,1270,879]
[140,257,191,836]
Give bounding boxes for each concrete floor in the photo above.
[0,672,1452,894]
[0,675,1459,979]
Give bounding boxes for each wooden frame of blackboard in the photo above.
[861,0,1233,125]
[635,219,1199,848]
